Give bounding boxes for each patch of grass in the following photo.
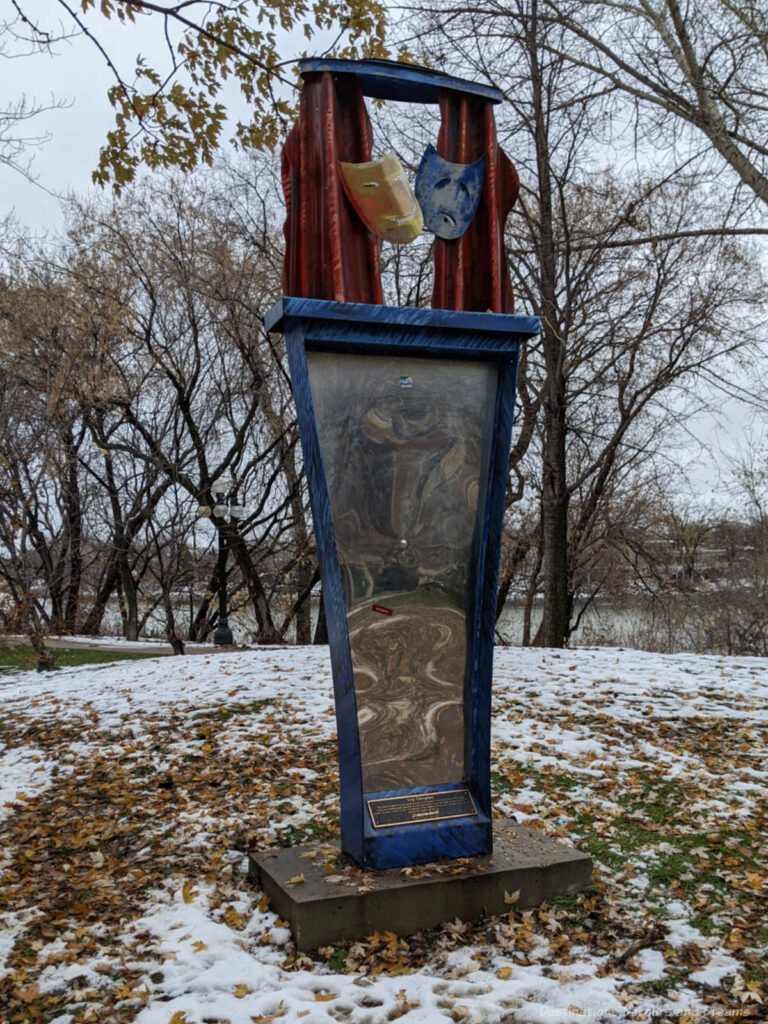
[278,820,339,846]
[547,887,610,931]
[635,968,691,996]
[545,772,584,791]
[490,764,537,795]
[690,913,726,938]
[549,886,601,911]
[615,770,687,824]
[0,643,161,672]
[190,699,272,726]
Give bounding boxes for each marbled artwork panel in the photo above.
[307,352,496,792]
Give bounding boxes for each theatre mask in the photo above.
[415,145,486,240]
[339,152,423,244]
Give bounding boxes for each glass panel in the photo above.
[307,351,497,792]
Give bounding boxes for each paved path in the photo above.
[3,635,244,656]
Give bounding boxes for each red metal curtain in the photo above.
[432,91,520,314]
[281,72,384,304]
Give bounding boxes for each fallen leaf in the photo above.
[15,984,40,1003]
[223,906,245,930]
[182,880,198,904]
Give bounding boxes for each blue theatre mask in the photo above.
[415,145,486,240]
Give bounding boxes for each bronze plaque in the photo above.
[367,788,478,829]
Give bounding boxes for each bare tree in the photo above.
[541,0,768,212]
[402,0,766,646]
[58,169,316,643]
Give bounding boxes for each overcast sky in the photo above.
[0,6,275,231]
[1,12,135,229]
[0,5,762,502]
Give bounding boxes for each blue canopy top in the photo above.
[298,58,504,105]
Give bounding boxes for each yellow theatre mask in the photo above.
[339,152,423,245]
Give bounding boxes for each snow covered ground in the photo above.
[1,646,766,1023]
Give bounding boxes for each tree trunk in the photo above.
[294,560,313,643]
[228,528,282,644]
[536,397,570,646]
[528,0,571,647]
[118,551,139,641]
[62,427,83,634]
[189,568,217,641]
[495,535,531,621]
[313,588,328,645]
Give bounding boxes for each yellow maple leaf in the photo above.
[192,941,208,952]
[287,874,306,885]
[258,892,270,913]
[387,962,411,976]
[234,983,249,998]
[223,906,245,930]
[315,991,336,1001]
[169,1014,189,1024]
[496,966,513,979]
[182,880,198,904]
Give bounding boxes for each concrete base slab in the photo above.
[248,819,592,951]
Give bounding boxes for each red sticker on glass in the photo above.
[371,604,393,616]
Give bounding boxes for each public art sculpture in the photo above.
[259,61,589,916]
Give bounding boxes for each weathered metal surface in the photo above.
[432,91,520,313]
[367,789,477,829]
[265,297,539,344]
[281,71,383,303]
[297,57,504,105]
[306,352,497,793]
[415,144,486,240]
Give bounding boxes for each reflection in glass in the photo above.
[307,352,497,792]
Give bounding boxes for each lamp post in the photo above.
[198,482,246,647]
